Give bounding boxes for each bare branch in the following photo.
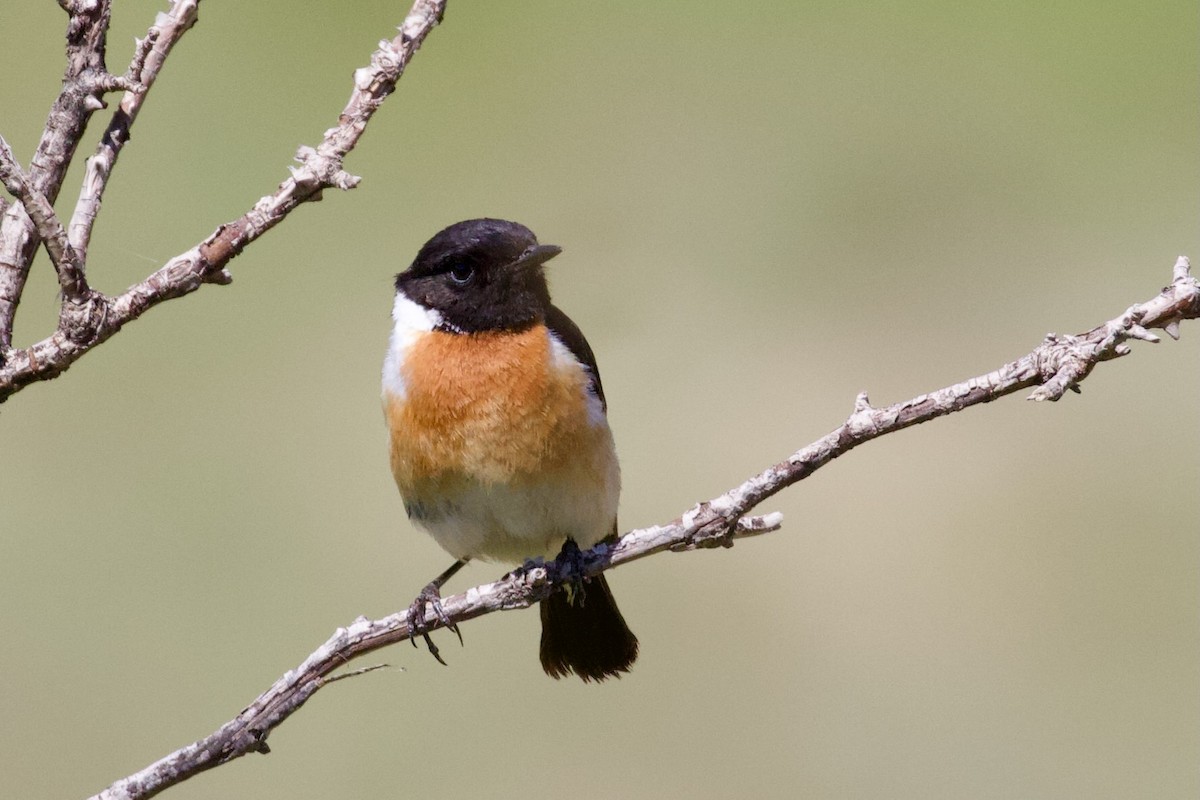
[68,1,198,260]
[0,137,88,299]
[87,257,1196,800]
[0,0,448,401]
[0,0,115,350]
[89,500,776,800]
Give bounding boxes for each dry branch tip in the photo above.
[736,512,785,535]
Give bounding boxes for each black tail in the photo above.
[539,573,638,682]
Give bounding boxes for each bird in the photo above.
[381,218,639,681]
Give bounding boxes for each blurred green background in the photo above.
[2,2,1197,798]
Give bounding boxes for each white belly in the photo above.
[406,471,617,563]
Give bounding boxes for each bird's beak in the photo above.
[514,243,562,272]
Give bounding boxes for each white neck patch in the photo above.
[382,290,442,400]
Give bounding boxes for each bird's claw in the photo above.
[553,540,589,606]
[406,581,462,665]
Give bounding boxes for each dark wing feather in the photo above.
[544,304,607,413]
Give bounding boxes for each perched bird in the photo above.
[381,218,638,681]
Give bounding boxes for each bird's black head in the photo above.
[395,218,561,333]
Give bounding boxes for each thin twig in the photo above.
[68,0,198,261]
[321,663,393,685]
[88,257,1196,800]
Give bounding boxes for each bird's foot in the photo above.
[553,539,589,607]
[406,580,462,665]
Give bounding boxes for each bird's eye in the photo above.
[447,264,474,285]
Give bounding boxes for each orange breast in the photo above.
[384,324,607,495]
